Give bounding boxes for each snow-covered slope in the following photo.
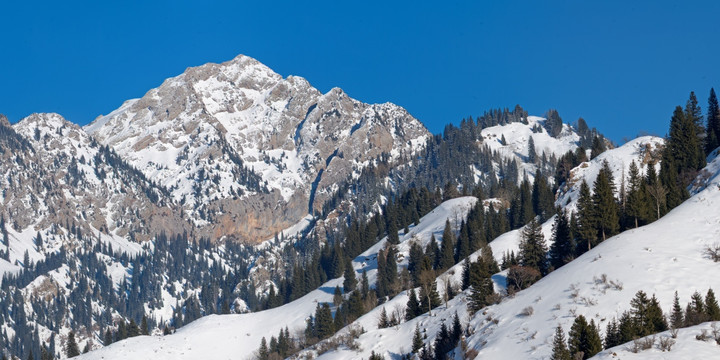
[592,321,720,359]
[75,197,478,360]
[556,136,664,212]
[481,116,580,179]
[85,54,430,243]
[463,150,720,359]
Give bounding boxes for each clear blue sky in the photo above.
[1,1,718,143]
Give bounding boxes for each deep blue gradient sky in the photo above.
[1,1,719,143]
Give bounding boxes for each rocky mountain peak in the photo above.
[84,54,430,243]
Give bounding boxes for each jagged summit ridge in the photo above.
[86,54,430,243]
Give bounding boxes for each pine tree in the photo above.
[647,294,668,334]
[624,160,651,228]
[670,291,684,329]
[568,315,587,359]
[706,88,720,154]
[360,270,369,299]
[333,286,343,306]
[140,315,149,335]
[519,219,548,275]
[549,209,573,269]
[590,136,606,159]
[438,220,455,270]
[406,289,421,320]
[65,331,80,358]
[378,307,390,329]
[258,337,269,360]
[575,181,597,256]
[568,315,601,359]
[528,136,537,164]
[343,260,357,293]
[551,325,571,360]
[685,291,707,326]
[454,221,470,264]
[585,320,603,358]
[592,161,619,242]
[604,318,621,349]
[532,170,555,222]
[686,91,706,161]
[314,303,334,340]
[705,288,720,321]
[412,324,423,353]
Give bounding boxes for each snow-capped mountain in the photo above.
[85,54,429,243]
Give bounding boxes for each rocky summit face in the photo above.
[0,113,189,247]
[85,54,430,243]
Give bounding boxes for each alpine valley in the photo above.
[1,54,719,360]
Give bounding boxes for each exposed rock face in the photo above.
[86,54,429,243]
[0,113,190,245]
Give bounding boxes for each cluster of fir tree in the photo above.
[668,289,720,330]
[658,90,719,214]
[261,186,442,310]
[508,170,556,229]
[411,313,464,360]
[257,327,298,360]
[259,192,503,357]
[102,316,150,347]
[551,289,720,359]
[405,203,501,318]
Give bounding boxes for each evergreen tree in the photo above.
[65,331,80,358]
[590,136,606,159]
[360,270,369,299]
[624,161,651,228]
[686,91,706,160]
[592,161,619,242]
[528,136,537,164]
[141,315,149,336]
[454,221,470,264]
[406,289,421,320]
[519,219,548,275]
[706,88,720,154]
[685,291,707,326]
[670,291,684,329]
[467,259,495,314]
[314,303,334,340]
[333,286,343,306]
[378,307,390,329]
[551,325,571,360]
[662,105,701,208]
[343,260,357,293]
[568,315,602,359]
[258,337,269,360]
[412,324,423,353]
[705,288,720,321]
[646,294,668,334]
[604,318,621,349]
[549,209,573,269]
[575,181,597,256]
[438,220,455,270]
[532,169,555,221]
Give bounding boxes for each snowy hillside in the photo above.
[556,136,664,212]
[481,116,580,180]
[75,197,478,360]
[592,321,720,359]
[463,151,720,359]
